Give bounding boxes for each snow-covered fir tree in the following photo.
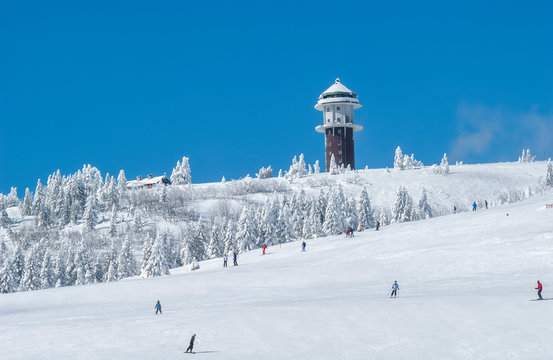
[40,250,56,289]
[314,160,321,174]
[22,188,33,216]
[440,153,450,174]
[276,199,296,243]
[117,236,137,279]
[287,154,308,179]
[323,187,346,235]
[141,232,170,277]
[83,194,98,230]
[207,223,224,258]
[222,219,236,254]
[345,198,358,231]
[170,156,192,185]
[260,198,280,245]
[418,188,433,219]
[21,243,43,291]
[357,187,375,229]
[329,154,339,175]
[518,149,536,163]
[0,201,10,229]
[392,186,416,223]
[12,245,25,287]
[394,146,404,170]
[236,207,257,252]
[0,257,17,293]
[256,165,273,179]
[545,159,553,187]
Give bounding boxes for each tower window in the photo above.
[326,107,330,111]
[337,129,342,135]
[336,106,341,111]
[346,115,350,123]
[338,157,343,163]
[337,117,341,123]
[338,139,342,145]
[338,149,342,155]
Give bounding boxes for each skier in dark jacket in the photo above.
[301,240,306,252]
[185,333,196,353]
[155,300,162,315]
[375,221,380,231]
[223,254,228,267]
[233,251,238,266]
[390,281,399,298]
[453,205,457,214]
[485,200,488,209]
[536,281,543,300]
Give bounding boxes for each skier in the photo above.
[346,228,350,238]
[155,300,162,315]
[472,202,477,211]
[453,205,457,214]
[390,281,399,298]
[359,224,365,232]
[185,333,196,353]
[536,280,543,300]
[375,221,380,231]
[348,226,354,237]
[301,240,306,252]
[485,200,488,209]
[223,254,228,268]
[262,244,267,255]
[233,251,238,266]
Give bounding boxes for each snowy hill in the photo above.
[1,188,552,359]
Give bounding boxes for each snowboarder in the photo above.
[262,244,267,255]
[301,240,306,252]
[453,205,457,214]
[472,202,477,211]
[223,254,228,268]
[536,280,543,300]
[390,281,399,298]
[485,200,488,209]
[233,251,238,266]
[375,221,380,231]
[185,333,196,353]
[155,300,162,315]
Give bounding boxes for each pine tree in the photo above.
[357,187,375,229]
[418,188,433,219]
[260,199,280,246]
[117,237,137,279]
[303,199,322,239]
[276,201,296,243]
[108,206,118,237]
[392,186,416,223]
[117,169,128,202]
[170,156,192,185]
[0,201,10,229]
[545,159,553,187]
[0,257,17,293]
[345,198,358,231]
[54,257,67,287]
[83,194,98,230]
[32,179,45,215]
[141,232,170,277]
[235,207,257,252]
[329,154,339,175]
[394,146,404,169]
[314,160,321,174]
[323,188,346,235]
[22,188,33,216]
[21,244,43,291]
[207,223,224,258]
[440,153,450,174]
[223,220,236,255]
[317,189,328,225]
[40,250,56,289]
[12,245,25,287]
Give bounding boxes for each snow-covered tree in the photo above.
[12,245,25,287]
[329,154,339,175]
[345,198,358,231]
[236,207,257,252]
[223,220,236,254]
[21,244,43,291]
[287,154,308,179]
[260,199,280,246]
[418,188,433,219]
[54,257,67,287]
[0,257,17,293]
[141,232,170,277]
[357,187,375,229]
[0,201,10,229]
[22,188,33,216]
[170,156,192,185]
[207,223,224,258]
[440,153,450,174]
[276,200,296,243]
[256,165,273,179]
[32,179,45,216]
[323,187,346,235]
[117,237,137,279]
[303,199,323,239]
[392,186,416,223]
[83,194,98,230]
[518,148,536,163]
[394,146,404,169]
[545,159,553,187]
[40,250,56,289]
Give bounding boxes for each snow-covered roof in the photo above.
[127,175,170,189]
[319,78,356,99]
[315,78,362,110]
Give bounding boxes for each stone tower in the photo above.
[315,78,363,172]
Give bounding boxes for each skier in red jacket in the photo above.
[536,281,543,300]
[262,244,267,255]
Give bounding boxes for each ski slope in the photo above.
[1,191,553,359]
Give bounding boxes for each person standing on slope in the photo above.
[485,200,488,209]
[375,221,380,231]
[233,251,238,266]
[536,281,543,300]
[155,300,162,315]
[301,240,306,252]
[223,254,228,268]
[472,202,477,211]
[390,281,399,298]
[262,244,267,255]
[185,333,196,353]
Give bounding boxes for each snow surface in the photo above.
[1,189,552,359]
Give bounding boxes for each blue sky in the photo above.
[1,1,552,194]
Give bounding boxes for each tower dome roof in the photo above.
[319,78,357,99]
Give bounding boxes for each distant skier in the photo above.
[348,226,354,237]
[453,205,457,214]
[262,244,267,255]
[185,333,196,353]
[155,300,162,315]
[485,200,488,209]
[223,254,228,268]
[359,224,365,232]
[301,240,306,252]
[375,221,380,231]
[346,228,350,238]
[390,281,399,298]
[472,202,477,211]
[536,280,543,300]
[233,251,238,266]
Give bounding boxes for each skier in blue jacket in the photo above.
[472,202,477,211]
[390,281,399,298]
[155,300,162,314]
